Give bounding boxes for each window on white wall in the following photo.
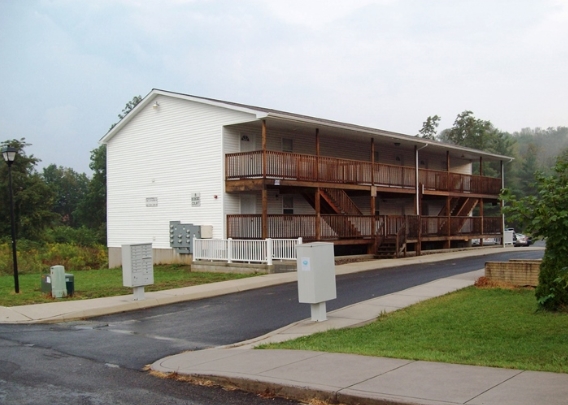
[282,138,293,153]
[283,195,294,214]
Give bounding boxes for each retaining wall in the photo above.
[485,259,541,286]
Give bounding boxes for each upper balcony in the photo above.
[226,150,502,197]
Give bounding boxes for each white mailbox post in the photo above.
[296,242,337,322]
[122,243,154,300]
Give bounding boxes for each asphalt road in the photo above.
[0,248,544,405]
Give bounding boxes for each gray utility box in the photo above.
[169,221,201,254]
[122,243,154,288]
[296,242,337,304]
[50,265,67,298]
[41,273,73,296]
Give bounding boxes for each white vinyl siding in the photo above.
[107,95,256,248]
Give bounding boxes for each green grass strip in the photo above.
[0,265,257,307]
[261,287,568,373]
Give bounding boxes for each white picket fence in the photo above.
[193,237,302,265]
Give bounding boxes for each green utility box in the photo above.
[65,273,74,297]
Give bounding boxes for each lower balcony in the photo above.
[227,214,503,243]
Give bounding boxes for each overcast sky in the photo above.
[1,0,567,174]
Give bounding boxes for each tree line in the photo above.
[0,96,142,246]
[418,111,568,222]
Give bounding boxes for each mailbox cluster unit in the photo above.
[122,243,154,288]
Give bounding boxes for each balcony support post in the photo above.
[262,188,268,240]
[501,159,506,246]
[480,198,484,245]
[370,186,376,254]
[315,128,320,181]
[444,196,451,249]
[261,119,267,179]
[315,188,321,241]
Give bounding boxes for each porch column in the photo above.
[370,186,376,254]
[315,188,321,241]
[261,120,268,239]
[445,195,451,249]
[446,150,451,192]
[315,128,320,181]
[262,120,267,178]
[371,138,375,185]
[262,188,268,239]
[480,198,484,246]
[415,145,419,214]
[479,156,483,176]
[501,160,505,246]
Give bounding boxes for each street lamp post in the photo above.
[2,146,19,293]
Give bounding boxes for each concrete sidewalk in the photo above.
[151,265,568,405]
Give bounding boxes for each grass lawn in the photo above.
[261,286,568,374]
[0,265,258,307]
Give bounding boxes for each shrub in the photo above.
[0,242,107,275]
[43,226,102,247]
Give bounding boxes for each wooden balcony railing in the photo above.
[226,150,502,195]
[227,214,503,241]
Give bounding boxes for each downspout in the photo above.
[501,157,514,247]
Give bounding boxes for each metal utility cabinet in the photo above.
[50,265,67,298]
[296,242,337,321]
[122,243,153,300]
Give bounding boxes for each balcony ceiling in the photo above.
[235,115,511,163]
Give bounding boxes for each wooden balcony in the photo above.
[226,150,502,196]
[227,214,503,242]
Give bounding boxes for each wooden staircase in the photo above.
[437,197,479,233]
[302,189,362,237]
[375,224,407,259]
[375,238,398,258]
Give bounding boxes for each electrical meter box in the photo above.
[200,225,213,239]
[122,243,154,287]
[296,242,337,304]
[169,221,201,253]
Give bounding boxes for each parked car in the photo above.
[513,233,531,247]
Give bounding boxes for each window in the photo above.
[282,138,293,153]
[283,195,294,214]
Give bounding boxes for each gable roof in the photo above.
[100,88,513,162]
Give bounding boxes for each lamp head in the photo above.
[1,146,17,165]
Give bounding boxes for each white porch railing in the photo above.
[193,237,302,265]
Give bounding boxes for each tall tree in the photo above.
[109,95,142,131]
[444,110,494,150]
[517,143,539,197]
[0,139,57,240]
[502,151,568,310]
[74,145,107,242]
[42,164,89,227]
[417,115,440,140]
